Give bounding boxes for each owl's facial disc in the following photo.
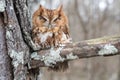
[47,16,61,28]
[42,17,59,28]
[42,20,55,28]
[38,7,63,29]
[47,22,56,28]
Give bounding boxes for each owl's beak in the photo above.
[48,24,52,28]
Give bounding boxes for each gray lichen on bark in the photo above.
[98,44,118,56]
[66,53,78,60]
[0,0,6,12]
[31,47,65,67]
[8,50,24,68]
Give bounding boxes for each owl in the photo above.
[32,5,71,71]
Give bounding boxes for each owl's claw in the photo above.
[59,43,66,47]
[40,41,51,49]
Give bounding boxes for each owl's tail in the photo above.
[48,61,68,71]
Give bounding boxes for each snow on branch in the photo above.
[29,35,120,69]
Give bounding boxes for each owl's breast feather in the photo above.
[38,32,53,43]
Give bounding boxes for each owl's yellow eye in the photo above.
[39,16,47,21]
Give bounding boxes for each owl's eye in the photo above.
[53,17,60,22]
[39,16,47,21]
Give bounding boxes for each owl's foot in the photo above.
[63,38,72,43]
[41,42,51,49]
[59,38,72,47]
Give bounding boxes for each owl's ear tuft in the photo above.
[39,4,43,8]
[57,5,63,12]
[39,4,45,12]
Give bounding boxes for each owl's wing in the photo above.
[62,24,70,39]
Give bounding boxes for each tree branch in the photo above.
[30,35,120,68]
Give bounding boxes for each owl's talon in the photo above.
[59,43,66,47]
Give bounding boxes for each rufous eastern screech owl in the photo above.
[32,5,71,71]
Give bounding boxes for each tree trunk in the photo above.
[0,0,41,80]
[0,13,13,80]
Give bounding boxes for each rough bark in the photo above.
[0,13,13,80]
[5,0,30,80]
[13,0,41,51]
[5,0,41,80]
[30,35,120,68]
